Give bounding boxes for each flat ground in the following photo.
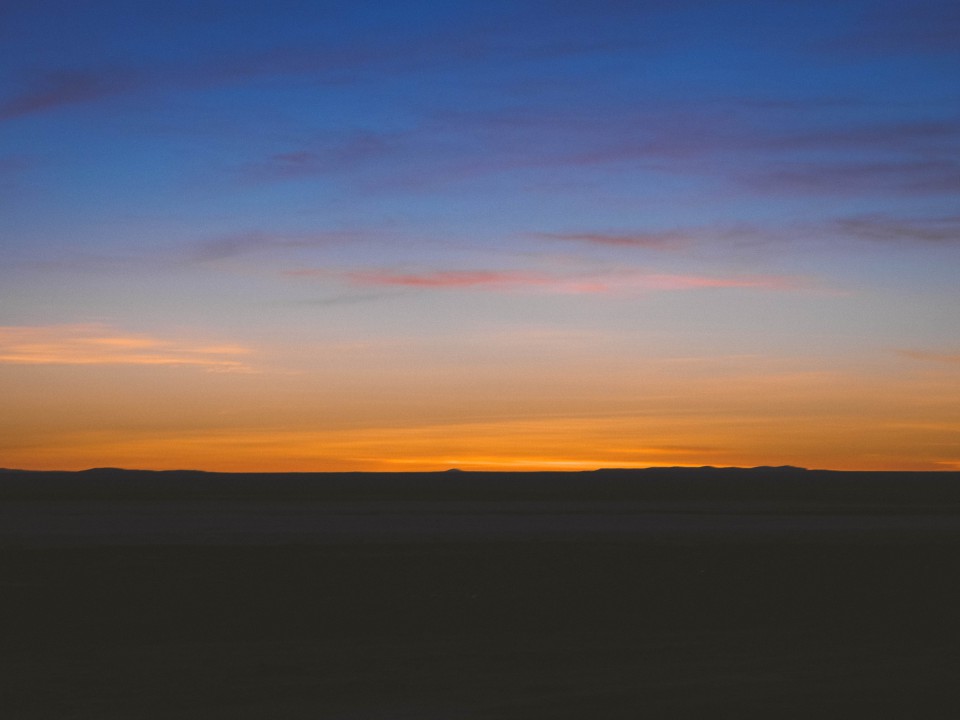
[1,472,959,718]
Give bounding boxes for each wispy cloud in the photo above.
[834,214,960,244]
[0,69,139,120]
[6,229,378,273]
[189,230,367,263]
[744,117,960,198]
[344,269,550,289]
[0,46,380,122]
[231,105,960,202]
[832,0,960,55]
[747,159,960,197]
[636,274,796,291]
[533,231,689,250]
[0,48,355,123]
[0,2,646,124]
[288,292,399,308]
[0,324,252,371]
[898,350,960,365]
[0,154,31,176]
[777,118,960,153]
[288,267,800,295]
[238,132,398,183]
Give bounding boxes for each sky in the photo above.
[1,0,958,471]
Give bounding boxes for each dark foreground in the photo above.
[2,468,959,718]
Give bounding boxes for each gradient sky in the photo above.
[2,0,958,471]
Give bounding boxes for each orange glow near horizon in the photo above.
[2,324,958,473]
[4,412,958,473]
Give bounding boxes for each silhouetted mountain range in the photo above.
[2,466,959,506]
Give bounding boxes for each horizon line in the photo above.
[5,464,949,475]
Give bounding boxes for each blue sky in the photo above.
[1,1,958,470]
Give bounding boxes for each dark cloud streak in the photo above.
[239,132,398,183]
[0,69,140,120]
[835,0,960,55]
[778,119,960,153]
[233,107,960,202]
[533,231,689,250]
[189,231,366,263]
[0,4,647,123]
[834,215,960,244]
[746,159,960,197]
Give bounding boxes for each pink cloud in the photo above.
[289,267,799,295]
[345,270,552,289]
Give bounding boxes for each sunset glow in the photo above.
[2,1,958,471]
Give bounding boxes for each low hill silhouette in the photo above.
[2,466,959,507]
